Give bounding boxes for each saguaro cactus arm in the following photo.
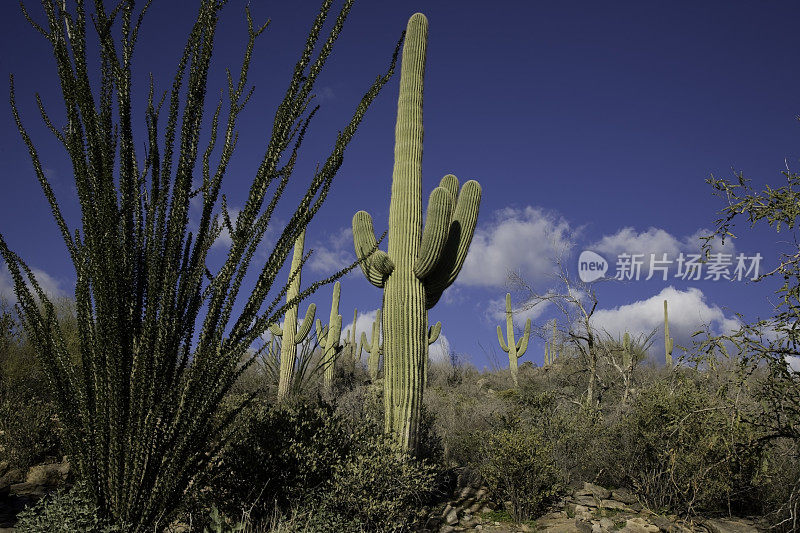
[497,325,510,352]
[295,303,316,343]
[414,188,454,278]
[353,211,395,287]
[516,318,531,355]
[422,177,482,308]
[269,322,283,336]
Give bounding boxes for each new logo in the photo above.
[578,250,608,283]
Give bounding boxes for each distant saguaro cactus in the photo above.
[342,308,362,371]
[664,299,674,366]
[316,281,343,388]
[269,228,316,400]
[497,293,531,385]
[362,309,383,381]
[351,13,482,452]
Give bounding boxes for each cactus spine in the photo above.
[269,228,316,400]
[351,13,481,452]
[497,293,531,385]
[664,299,673,366]
[316,281,342,388]
[362,309,383,381]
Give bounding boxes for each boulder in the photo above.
[25,460,69,486]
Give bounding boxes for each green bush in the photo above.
[478,426,561,522]
[0,397,62,470]
[321,438,440,531]
[14,483,126,532]
[605,378,762,515]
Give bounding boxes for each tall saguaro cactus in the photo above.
[664,299,674,366]
[497,293,531,385]
[269,228,316,400]
[351,13,482,452]
[316,281,343,388]
[362,309,383,381]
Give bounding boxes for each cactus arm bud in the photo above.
[414,187,454,278]
[427,321,441,345]
[269,322,283,337]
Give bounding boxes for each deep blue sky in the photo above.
[1,1,798,369]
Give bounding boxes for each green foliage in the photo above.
[352,13,482,452]
[15,482,127,533]
[322,438,440,531]
[664,300,674,366]
[604,378,762,515]
[0,0,400,528]
[478,426,561,522]
[0,397,61,470]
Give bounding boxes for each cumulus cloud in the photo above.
[429,333,451,363]
[590,226,738,279]
[0,263,67,303]
[589,286,740,358]
[460,206,575,288]
[308,226,358,275]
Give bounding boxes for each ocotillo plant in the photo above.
[352,13,482,452]
[316,281,343,388]
[362,309,383,381]
[664,299,674,366]
[497,293,531,385]
[544,342,550,366]
[269,228,316,400]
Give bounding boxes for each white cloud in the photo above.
[590,226,738,279]
[589,286,740,359]
[212,207,242,250]
[429,333,451,363]
[0,263,67,304]
[308,226,357,275]
[460,206,575,288]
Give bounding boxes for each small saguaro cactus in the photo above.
[361,309,383,381]
[351,13,482,453]
[544,342,550,366]
[269,228,316,401]
[342,308,362,371]
[664,299,674,366]
[316,281,343,388]
[423,317,442,388]
[497,293,531,385]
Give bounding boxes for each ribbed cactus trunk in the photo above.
[352,13,481,453]
[384,13,427,450]
[316,281,342,389]
[271,228,316,401]
[362,308,383,381]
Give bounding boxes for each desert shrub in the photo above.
[478,425,561,522]
[320,438,441,531]
[15,482,126,532]
[202,400,357,520]
[604,377,762,515]
[0,396,62,470]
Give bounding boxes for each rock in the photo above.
[445,507,459,526]
[576,482,611,500]
[621,517,660,533]
[612,488,639,505]
[573,495,600,507]
[600,517,616,531]
[25,460,69,486]
[575,519,594,533]
[439,526,457,533]
[599,499,626,510]
[703,518,760,533]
